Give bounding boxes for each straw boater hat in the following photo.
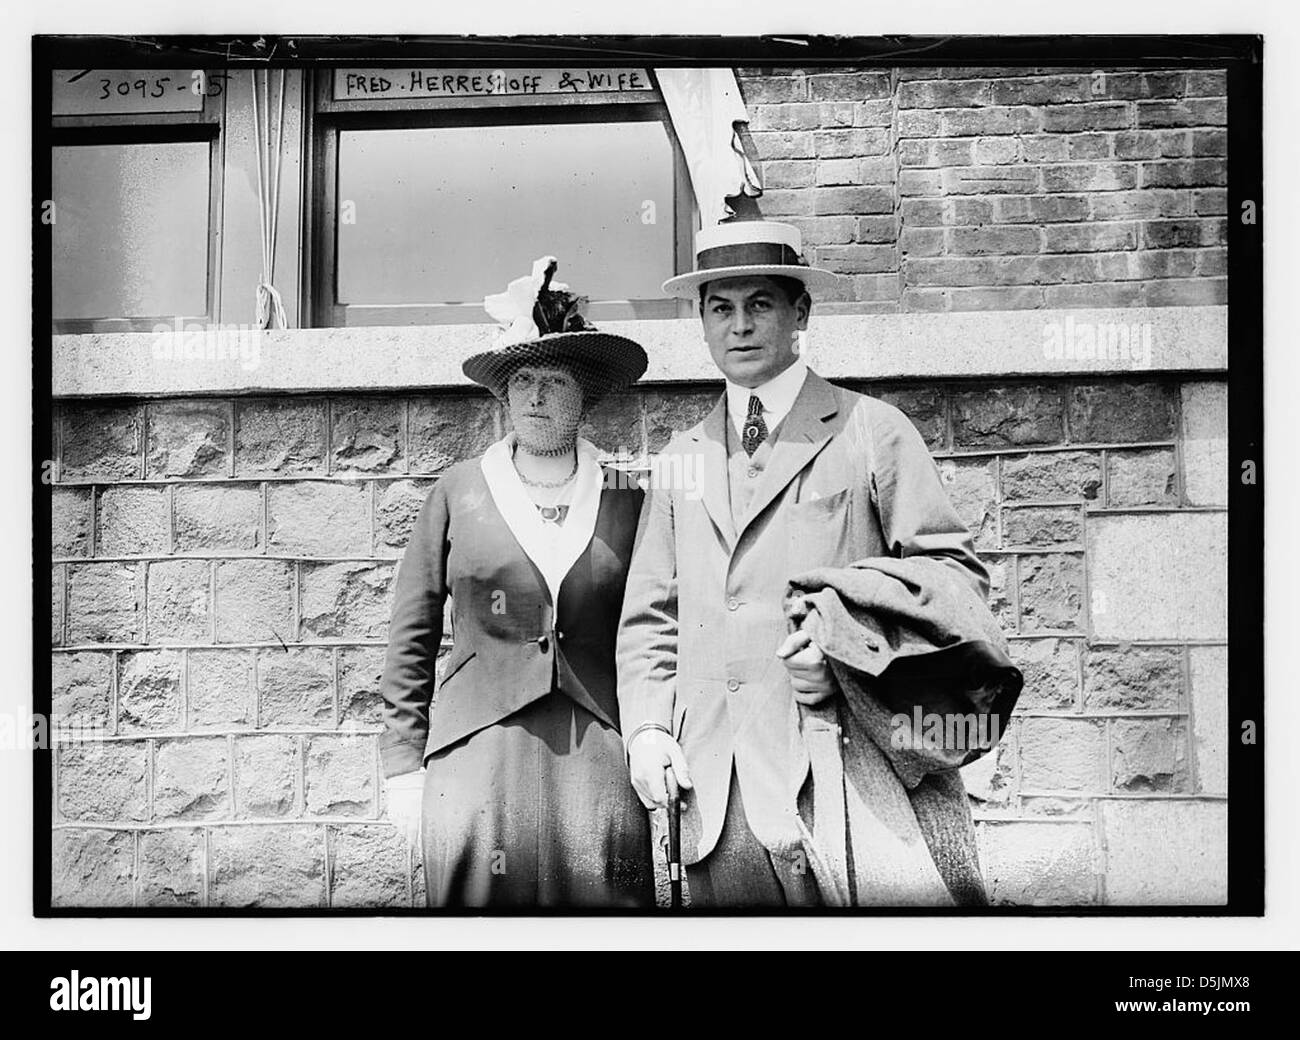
[661,220,842,299]
[463,257,648,405]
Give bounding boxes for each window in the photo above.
[307,69,696,327]
[49,70,225,334]
[53,139,212,322]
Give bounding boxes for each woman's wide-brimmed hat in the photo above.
[661,220,842,299]
[463,257,648,403]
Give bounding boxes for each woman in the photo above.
[379,257,654,908]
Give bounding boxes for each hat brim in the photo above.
[462,331,648,401]
[662,264,843,300]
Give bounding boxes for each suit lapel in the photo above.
[735,371,840,544]
[689,394,736,548]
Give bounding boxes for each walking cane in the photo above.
[665,766,683,908]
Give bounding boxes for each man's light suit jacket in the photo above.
[616,369,988,866]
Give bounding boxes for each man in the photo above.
[616,220,989,907]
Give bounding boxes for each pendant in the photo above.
[539,505,561,523]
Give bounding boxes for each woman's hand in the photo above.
[384,769,426,848]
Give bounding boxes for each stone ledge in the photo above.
[52,305,1227,399]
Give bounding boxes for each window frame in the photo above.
[49,73,226,335]
[304,69,697,328]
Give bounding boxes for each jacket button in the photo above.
[746,467,758,478]
[536,635,550,653]
[556,630,564,641]
[726,678,740,693]
[726,597,740,611]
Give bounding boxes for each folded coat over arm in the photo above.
[785,556,1024,906]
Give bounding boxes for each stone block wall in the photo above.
[48,373,1227,907]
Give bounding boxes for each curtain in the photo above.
[654,68,762,228]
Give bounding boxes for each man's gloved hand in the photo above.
[384,769,426,848]
[627,729,693,811]
[776,628,839,706]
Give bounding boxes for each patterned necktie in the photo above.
[742,394,768,456]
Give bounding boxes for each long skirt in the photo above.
[420,689,655,908]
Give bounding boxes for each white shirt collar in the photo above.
[725,355,808,438]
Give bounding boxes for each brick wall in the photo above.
[738,66,1227,312]
[46,65,1230,907]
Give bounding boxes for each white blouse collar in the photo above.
[479,433,604,607]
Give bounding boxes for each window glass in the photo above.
[52,141,211,321]
[336,120,676,308]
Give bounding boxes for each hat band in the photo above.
[696,242,804,272]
